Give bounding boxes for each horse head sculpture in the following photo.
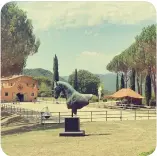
[54,81,93,117]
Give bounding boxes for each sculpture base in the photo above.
[59,130,85,136]
[59,117,85,137]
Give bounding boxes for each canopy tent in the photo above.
[104,88,144,99]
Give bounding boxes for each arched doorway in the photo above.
[16,93,24,102]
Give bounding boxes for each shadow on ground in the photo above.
[85,133,111,136]
[1,122,65,136]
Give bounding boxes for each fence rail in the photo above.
[1,104,41,123]
[1,104,156,124]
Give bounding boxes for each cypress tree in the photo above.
[120,73,125,89]
[53,54,59,82]
[116,73,119,91]
[52,54,59,96]
[74,69,78,91]
[145,74,151,106]
[130,68,135,91]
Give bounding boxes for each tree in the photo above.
[136,24,156,55]
[120,73,125,89]
[145,70,152,106]
[136,24,156,97]
[68,70,100,95]
[116,73,119,91]
[74,69,78,91]
[34,77,52,97]
[130,68,135,91]
[39,81,52,97]
[53,54,59,82]
[1,2,40,77]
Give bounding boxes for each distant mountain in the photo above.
[96,73,116,92]
[62,76,69,81]
[63,73,117,92]
[23,68,117,92]
[23,68,66,82]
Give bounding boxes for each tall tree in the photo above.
[68,70,100,95]
[53,54,59,82]
[1,2,40,77]
[145,69,152,106]
[130,68,135,91]
[120,73,125,89]
[74,69,78,91]
[136,24,156,97]
[116,73,119,91]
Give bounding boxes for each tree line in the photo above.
[53,55,112,99]
[106,24,156,105]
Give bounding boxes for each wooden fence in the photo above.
[1,104,41,122]
[41,109,156,124]
[1,104,156,124]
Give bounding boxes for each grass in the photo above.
[139,149,155,156]
[1,119,156,156]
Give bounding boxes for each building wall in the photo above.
[1,76,38,102]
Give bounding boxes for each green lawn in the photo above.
[1,119,156,156]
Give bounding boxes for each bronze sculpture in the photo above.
[54,81,93,117]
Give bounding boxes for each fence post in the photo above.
[23,108,25,116]
[27,110,29,118]
[120,110,122,121]
[11,106,12,113]
[106,111,107,121]
[135,109,136,120]
[148,110,149,120]
[20,108,21,116]
[59,112,60,123]
[91,111,92,122]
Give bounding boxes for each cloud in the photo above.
[81,51,101,56]
[75,51,114,74]
[17,1,156,31]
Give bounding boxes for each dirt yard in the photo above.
[1,119,156,156]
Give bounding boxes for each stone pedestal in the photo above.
[59,117,85,136]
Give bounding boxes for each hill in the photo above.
[23,68,66,82]
[23,68,117,92]
[97,73,116,92]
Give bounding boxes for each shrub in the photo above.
[149,99,156,106]
[103,99,107,102]
[89,95,98,103]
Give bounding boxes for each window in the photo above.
[31,93,34,96]
[11,83,13,86]
[5,92,8,96]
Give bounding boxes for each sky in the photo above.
[17,1,156,76]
